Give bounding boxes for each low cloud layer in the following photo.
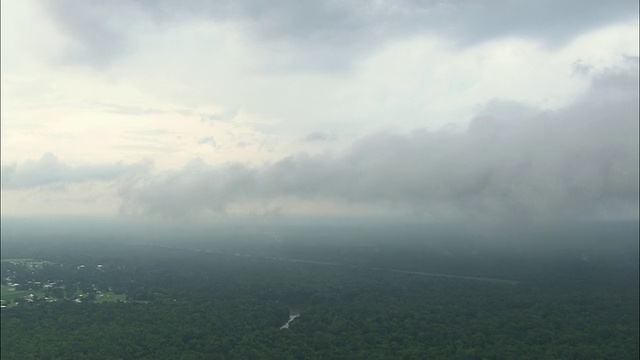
[117,61,639,225]
[1,153,151,190]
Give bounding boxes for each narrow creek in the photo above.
[280,313,300,329]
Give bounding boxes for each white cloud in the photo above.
[1,1,637,223]
[116,62,639,225]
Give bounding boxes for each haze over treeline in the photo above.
[2,216,637,255]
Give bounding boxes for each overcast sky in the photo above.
[1,0,638,227]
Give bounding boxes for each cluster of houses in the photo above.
[3,260,87,307]
[2,259,129,308]
[3,259,52,269]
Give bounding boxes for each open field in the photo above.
[1,286,46,307]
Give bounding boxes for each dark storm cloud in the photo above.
[46,0,638,68]
[1,153,152,190]
[118,61,639,224]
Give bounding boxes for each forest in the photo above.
[1,220,638,359]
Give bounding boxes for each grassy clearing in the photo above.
[1,286,46,307]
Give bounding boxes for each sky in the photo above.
[1,0,638,228]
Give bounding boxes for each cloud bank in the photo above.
[116,61,639,225]
[47,0,639,68]
[1,153,151,190]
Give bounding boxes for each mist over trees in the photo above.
[2,218,638,358]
